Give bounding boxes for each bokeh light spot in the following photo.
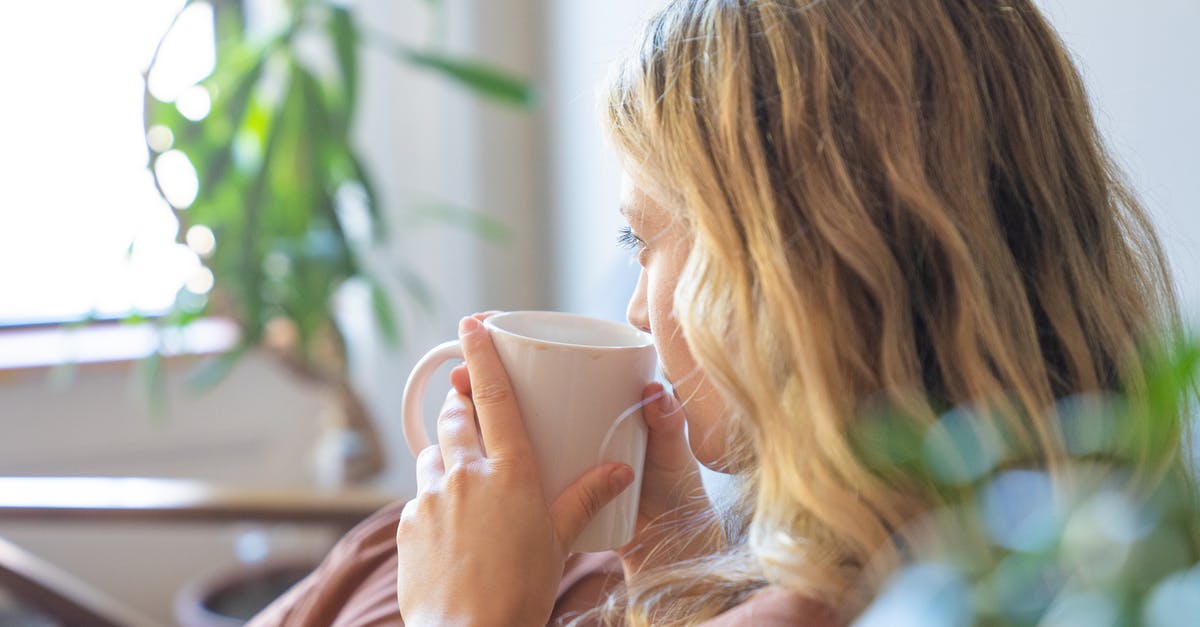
[185,265,214,294]
[982,553,1065,622]
[853,562,971,627]
[1040,591,1118,627]
[154,149,199,208]
[185,224,216,257]
[982,470,1062,552]
[1056,393,1123,456]
[176,84,212,121]
[1144,564,1200,627]
[146,125,174,152]
[923,405,1001,485]
[263,251,292,279]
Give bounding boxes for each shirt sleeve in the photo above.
[246,501,624,627]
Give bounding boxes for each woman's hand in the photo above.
[395,315,636,627]
[613,382,722,575]
[449,354,721,580]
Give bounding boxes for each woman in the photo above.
[252,0,1190,624]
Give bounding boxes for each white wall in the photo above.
[546,0,666,321]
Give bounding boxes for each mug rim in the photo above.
[483,310,654,350]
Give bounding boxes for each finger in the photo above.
[642,383,694,472]
[458,316,533,460]
[551,463,636,549]
[415,444,445,493]
[450,364,471,396]
[398,498,417,527]
[437,389,484,463]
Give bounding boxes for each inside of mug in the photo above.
[489,312,651,348]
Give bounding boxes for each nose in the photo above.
[626,269,651,333]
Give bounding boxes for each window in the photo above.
[0,1,215,326]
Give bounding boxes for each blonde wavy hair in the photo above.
[581,0,1185,625]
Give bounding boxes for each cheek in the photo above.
[646,271,685,379]
[646,278,732,470]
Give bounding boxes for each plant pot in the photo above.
[173,559,316,627]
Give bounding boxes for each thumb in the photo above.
[550,463,635,548]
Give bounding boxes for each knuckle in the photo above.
[489,456,533,482]
[397,499,422,533]
[442,462,476,492]
[417,445,441,465]
[438,404,474,426]
[578,489,603,518]
[471,380,513,407]
[438,420,475,446]
[414,491,439,510]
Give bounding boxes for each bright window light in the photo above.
[0,1,215,325]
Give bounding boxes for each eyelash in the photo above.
[617,226,646,252]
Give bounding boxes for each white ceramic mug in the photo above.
[401,310,657,552]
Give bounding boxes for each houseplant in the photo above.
[851,331,1200,626]
[142,0,533,482]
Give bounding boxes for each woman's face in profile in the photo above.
[620,173,733,470]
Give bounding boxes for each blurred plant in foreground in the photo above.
[852,331,1200,627]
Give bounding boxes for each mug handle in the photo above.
[401,340,464,456]
[595,392,657,466]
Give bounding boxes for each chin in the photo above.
[689,427,737,474]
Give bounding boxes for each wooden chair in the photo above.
[0,477,395,626]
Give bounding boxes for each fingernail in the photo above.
[610,465,635,491]
[459,316,481,336]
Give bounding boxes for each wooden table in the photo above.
[0,476,399,627]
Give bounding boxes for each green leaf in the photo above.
[368,277,401,346]
[122,312,150,326]
[396,265,435,315]
[329,6,359,121]
[46,360,79,391]
[401,49,537,107]
[188,346,247,393]
[234,60,296,341]
[196,53,268,195]
[136,349,168,421]
[62,310,100,331]
[349,152,386,241]
[407,203,510,243]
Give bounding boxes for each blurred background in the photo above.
[0,0,1195,624]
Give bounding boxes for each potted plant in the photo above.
[142,0,533,482]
